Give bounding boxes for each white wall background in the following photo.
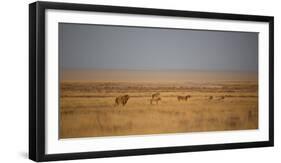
[0,0,279,162]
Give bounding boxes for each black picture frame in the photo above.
[29,1,274,162]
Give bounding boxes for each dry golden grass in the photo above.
[59,80,258,139]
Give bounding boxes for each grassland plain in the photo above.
[59,71,258,138]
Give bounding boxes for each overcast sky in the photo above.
[59,23,258,72]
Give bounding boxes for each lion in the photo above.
[150,93,161,104]
[115,95,130,106]
[177,95,191,101]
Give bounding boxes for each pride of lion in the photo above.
[115,93,225,107]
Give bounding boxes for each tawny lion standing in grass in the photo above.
[150,92,161,104]
[115,95,130,106]
[177,95,191,101]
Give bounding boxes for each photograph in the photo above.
[59,23,259,139]
[29,1,273,161]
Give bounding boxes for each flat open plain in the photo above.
[59,70,258,138]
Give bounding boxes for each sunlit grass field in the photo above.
[60,79,258,139]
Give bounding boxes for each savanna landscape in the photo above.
[59,70,258,139]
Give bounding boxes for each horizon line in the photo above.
[61,68,258,73]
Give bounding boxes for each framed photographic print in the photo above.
[29,1,274,162]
